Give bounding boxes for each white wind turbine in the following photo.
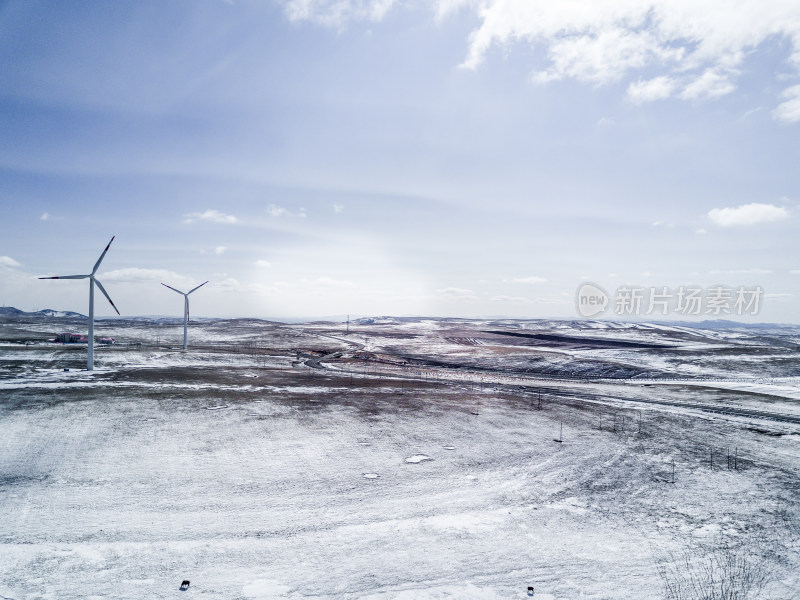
[39,236,120,371]
[161,281,208,350]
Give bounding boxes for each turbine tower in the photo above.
[39,236,120,371]
[161,281,208,350]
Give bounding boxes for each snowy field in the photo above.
[1,315,799,599]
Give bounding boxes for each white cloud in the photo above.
[210,277,276,295]
[267,204,307,218]
[489,295,532,303]
[0,256,21,267]
[510,276,547,284]
[185,209,238,224]
[101,268,188,283]
[255,260,271,267]
[773,84,800,123]
[212,277,241,291]
[436,287,480,301]
[214,246,227,255]
[708,203,789,226]
[530,296,572,305]
[456,1,800,100]
[627,76,677,104]
[680,69,736,100]
[301,276,355,287]
[267,204,289,217]
[333,204,344,213]
[531,28,671,85]
[739,106,765,120]
[434,0,475,21]
[708,268,772,275]
[284,1,800,114]
[536,26,676,85]
[40,212,49,221]
[695,228,707,234]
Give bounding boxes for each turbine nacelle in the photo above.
[161,281,208,298]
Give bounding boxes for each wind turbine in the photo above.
[161,281,208,350]
[39,236,120,371]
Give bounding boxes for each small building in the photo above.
[55,332,85,343]
[98,337,115,345]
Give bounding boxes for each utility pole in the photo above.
[554,421,563,443]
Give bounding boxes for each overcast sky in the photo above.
[1,0,799,322]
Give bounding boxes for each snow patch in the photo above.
[548,497,588,515]
[242,579,292,599]
[424,511,505,533]
[72,544,105,562]
[692,523,722,537]
[359,583,504,599]
[405,454,431,464]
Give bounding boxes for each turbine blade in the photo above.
[39,274,90,280]
[93,278,120,315]
[187,281,209,295]
[161,283,186,295]
[91,236,115,275]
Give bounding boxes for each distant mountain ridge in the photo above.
[0,306,87,319]
[0,307,796,329]
[0,307,206,323]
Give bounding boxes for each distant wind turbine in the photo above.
[161,281,208,350]
[39,236,120,371]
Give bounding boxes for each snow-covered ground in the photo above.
[1,317,799,598]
